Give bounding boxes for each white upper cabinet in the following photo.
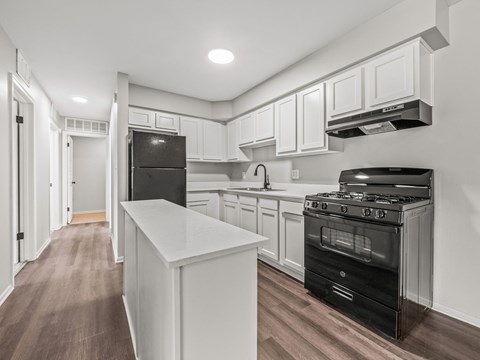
[255,104,275,142]
[366,45,414,108]
[129,108,155,128]
[239,113,255,145]
[297,83,326,152]
[275,94,297,155]
[180,116,203,160]
[326,67,364,121]
[226,120,252,162]
[203,120,225,161]
[366,40,432,109]
[155,112,179,133]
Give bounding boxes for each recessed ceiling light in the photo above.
[72,96,88,103]
[208,49,234,64]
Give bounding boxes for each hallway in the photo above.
[0,223,134,359]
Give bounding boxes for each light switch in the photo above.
[242,171,246,179]
[291,169,300,180]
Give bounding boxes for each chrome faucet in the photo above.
[254,164,271,190]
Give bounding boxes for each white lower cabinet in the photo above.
[223,201,239,226]
[187,192,220,219]
[279,201,305,277]
[257,199,279,261]
[239,204,257,233]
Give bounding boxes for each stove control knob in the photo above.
[321,202,328,210]
[340,205,348,213]
[311,201,319,208]
[377,210,386,219]
[362,208,372,217]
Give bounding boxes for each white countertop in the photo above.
[187,183,337,203]
[121,199,268,269]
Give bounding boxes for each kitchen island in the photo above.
[121,199,268,360]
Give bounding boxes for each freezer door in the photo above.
[131,168,186,206]
[130,130,186,168]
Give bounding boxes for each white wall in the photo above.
[232,0,450,116]
[129,83,213,119]
[0,23,59,305]
[230,0,480,327]
[72,137,107,213]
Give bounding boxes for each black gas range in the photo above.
[303,168,434,339]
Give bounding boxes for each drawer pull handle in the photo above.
[332,286,353,301]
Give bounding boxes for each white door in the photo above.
[223,202,238,226]
[326,67,364,120]
[239,113,255,145]
[129,107,154,128]
[226,120,238,160]
[14,99,25,266]
[187,201,209,215]
[366,45,415,108]
[275,95,297,155]
[67,136,74,223]
[255,104,274,142]
[258,208,279,261]
[203,121,224,161]
[280,212,305,274]
[180,117,203,160]
[297,83,326,152]
[155,111,179,133]
[239,204,257,233]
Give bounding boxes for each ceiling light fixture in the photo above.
[72,96,88,103]
[208,49,234,64]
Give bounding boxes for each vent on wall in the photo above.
[65,118,108,135]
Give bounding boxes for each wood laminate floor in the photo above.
[1,222,479,359]
[258,261,480,360]
[0,222,135,360]
[70,212,107,224]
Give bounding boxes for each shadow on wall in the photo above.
[187,162,233,182]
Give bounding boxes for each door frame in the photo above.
[9,73,35,278]
[61,131,108,225]
[49,121,62,232]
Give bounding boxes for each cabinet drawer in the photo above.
[223,193,238,203]
[239,195,257,206]
[280,200,303,215]
[258,198,278,211]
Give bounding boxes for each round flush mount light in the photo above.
[208,49,235,64]
[72,96,88,103]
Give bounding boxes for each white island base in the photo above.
[122,200,267,360]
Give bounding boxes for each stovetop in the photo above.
[316,191,425,206]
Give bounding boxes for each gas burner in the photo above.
[315,191,424,205]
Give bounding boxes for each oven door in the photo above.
[304,212,401,309]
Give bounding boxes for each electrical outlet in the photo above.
[242,171,246,179]
[291,169,300,180]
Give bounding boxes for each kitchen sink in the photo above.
[226,187,286,192]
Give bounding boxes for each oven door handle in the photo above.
[318,243,372,263]
[304,212,401,233]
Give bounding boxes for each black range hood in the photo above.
[326,100,432,138]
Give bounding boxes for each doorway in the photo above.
[49,123,62,231]
[63,134,108,225]
[13,99,25,271]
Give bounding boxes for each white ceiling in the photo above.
[0,0,403,120]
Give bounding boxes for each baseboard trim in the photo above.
[257,255,304,283]
[14,261,28,276]
[36,237,51,259]
[433,303,480,328]
[0,284,14,308]
[122,295,139,360]
[116,257,124,263]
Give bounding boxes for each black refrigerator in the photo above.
[128,130,186,206]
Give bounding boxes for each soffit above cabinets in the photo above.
[0,0,403,120]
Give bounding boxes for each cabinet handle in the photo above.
[332,285,353,301]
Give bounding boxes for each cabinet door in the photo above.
[326,67,364,119]
[366,45,415,108]
[203,121,224,161]
[258,208,279,261]
[280,212,304,274]
[187,201,208,215]
[129,107,154,128]
[297,83,326,152]
[223,202,238,226]
[226,120,239,160]
[239,204,257,233]
[275,95,297,155]
[180,117,203,160]
[239,113,255,145]
[255,104,275,142]
[155,111,179,132]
